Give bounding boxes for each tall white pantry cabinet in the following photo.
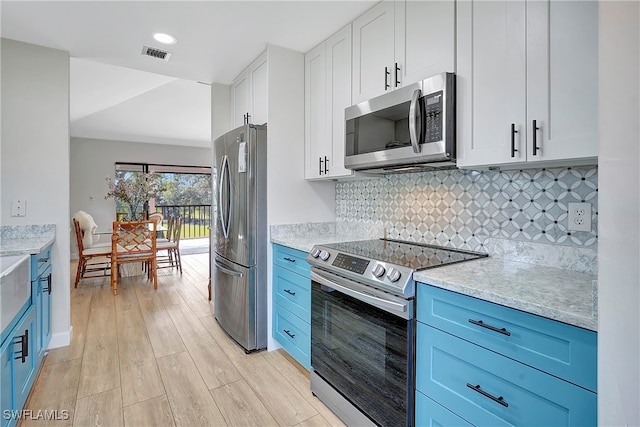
[456,0,598,169]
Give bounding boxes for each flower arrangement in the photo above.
[105,172,162,220]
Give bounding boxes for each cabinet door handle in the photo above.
[395,62,400,87]
[384,66,390,90]
[532,119,540,156]
[468,319,511,336]
[284,329,295,339]
[14,329,29,363]
[319,157,324,175]
[466,383,509,407]
[284,289,296,296]
[38,257,50,263]
[324,156,329,174]
[510,123,519,158]
[283,257,296,263]
[44,274,52,294]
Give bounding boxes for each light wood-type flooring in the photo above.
[20,253,344,427]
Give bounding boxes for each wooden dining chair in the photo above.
[111,220,157,295]
[73,218,111,288]
[156,216,183,274]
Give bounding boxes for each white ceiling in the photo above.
[1,1,376,147]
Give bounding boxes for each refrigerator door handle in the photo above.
[215,260,244,278]
[218,155,230,239]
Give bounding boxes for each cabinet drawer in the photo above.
[273,303,310,370]
[417,283,597,391]
[416,323,596,427]
[273,244,311,276]
[415,391,473,427]
[31,247,51,280]
[273,266,310,321]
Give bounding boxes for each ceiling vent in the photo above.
[141,45,172,61]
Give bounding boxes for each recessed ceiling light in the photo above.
[153,33,176,45]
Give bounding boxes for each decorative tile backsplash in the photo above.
[336,166,598,251]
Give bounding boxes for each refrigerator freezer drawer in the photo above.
[213,254,266,352]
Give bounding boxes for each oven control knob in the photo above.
[387,268,402,282]
[372,264,386,278]
[319,250,331,261]
[310,248,321,258]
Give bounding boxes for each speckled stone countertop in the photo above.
[270,221,382,253]
[0,224,56,256]
[414,257,597,331]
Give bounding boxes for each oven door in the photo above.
[310,268,414,427]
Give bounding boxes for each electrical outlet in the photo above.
[568,202,591,232]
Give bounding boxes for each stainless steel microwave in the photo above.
[344,72,455,173]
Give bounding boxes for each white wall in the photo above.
[266,44,336,225]
[1,39,71,347]
[598,2,640,425]
[70,137,212,244]
[211,83,231,142]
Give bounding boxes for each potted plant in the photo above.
[105,171,162,221]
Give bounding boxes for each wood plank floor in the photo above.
[21,253,345,427]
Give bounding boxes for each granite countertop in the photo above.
[414,257,597,331]
[270,221,382,253]
[0,224,56,256]
[271,233,373,253]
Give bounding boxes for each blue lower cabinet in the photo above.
[416,323,596,427]
[35,267,52,365]
[3,305,39,425]
[273,303,310,369]
[1,339,12,427]
[415,391,473,427]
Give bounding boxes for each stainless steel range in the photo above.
[307,238,487,426]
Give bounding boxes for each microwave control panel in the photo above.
[424,90,443,143]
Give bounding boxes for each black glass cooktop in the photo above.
[323,238,487,271]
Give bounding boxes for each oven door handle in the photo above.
[311,271,411,319]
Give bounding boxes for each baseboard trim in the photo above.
[49,326,73,349]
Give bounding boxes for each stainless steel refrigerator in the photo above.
[213,124,267,352]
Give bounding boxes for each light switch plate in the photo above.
[11,199,27,217]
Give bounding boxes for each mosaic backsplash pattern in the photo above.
[336,166,598,250]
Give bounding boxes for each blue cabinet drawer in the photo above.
[273,265,310,321]
[416,323,596,427]
[273,303,310,370]
[273,244,311,277]
[31,247,51,280]
[415,391,473,427]
[417,283,597,392]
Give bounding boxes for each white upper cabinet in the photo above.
[394,1,456,88]
[231,52,268,128]
[231,73,249,129]
[305,25,354,180]
[457,0,598,169]
[352,0,455,104]
[352,1,395,104]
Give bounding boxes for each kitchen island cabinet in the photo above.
[272,244,311,369]
[456,0,598,169]
[415,283,597,426]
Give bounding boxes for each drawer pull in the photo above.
[284,289,296,296]
[44,274,52,294]
[14,329,29,363]
[468,319,511,336]
[283,257,296,263]
[466,383,509,408]
[284,329,295,339]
